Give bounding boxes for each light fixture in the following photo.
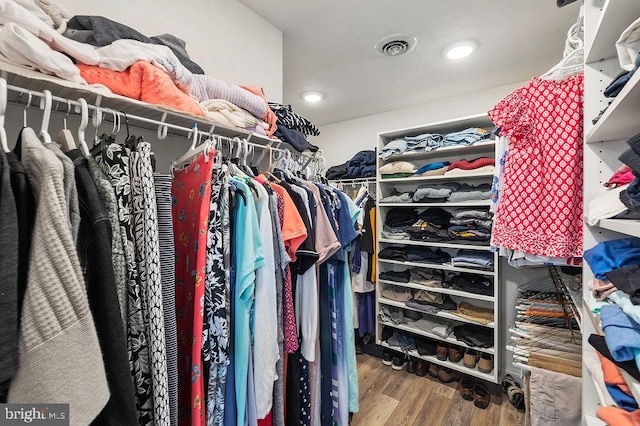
[443,40,479,60]
[302,91,324,103]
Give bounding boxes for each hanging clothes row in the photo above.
[0,79,365,426]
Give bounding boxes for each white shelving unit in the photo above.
[374,114,501,384]
[584,1,640,423]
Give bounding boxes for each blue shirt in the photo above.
[231,179,265,426]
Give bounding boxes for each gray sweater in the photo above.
[8,128,109,425]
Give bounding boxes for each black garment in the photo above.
[385,208,418,227]
[346,150,376,178]
[406,247,451,263]
[281,182,319,273]
[589,334,640,381]
[407,219,450,242]
[418,207,452,227]
[606,264,640,305]
[64,16,204,74]
[379,270,411,283]
[446,273,494,296]
[360,197,376,253]
[325,163,349,180]
[415,337,438,356]
[378,247,408,261]
[0,152,18,403]
[67,149,138,425]
[274,126,319,153]
[7,143,34,316]
[453,324,494,348]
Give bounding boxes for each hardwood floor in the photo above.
[351,354,526,426]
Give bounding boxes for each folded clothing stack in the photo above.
[410,268,444,287]
[413,183,460,203]
[380,188,414,203]
[453,324,494,348]
[406,294,457,313]
[379,127,489,159]
[380,161,417,179]
[448,183,492,202]
[448,209,493,242]
[382,208,418,240]
[407,207,451,242]
[379,270,411,283]
[409,316,453,338]
[445,273,494,296]
[414,161,451,177]
[452,302,494,325]
[445,157,495,176]
[450,250,494,270]
[378,246,451,264]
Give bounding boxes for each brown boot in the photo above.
[436,344,449,361]
[473,383,490,409]
[428,363,440,378]
[448,346,463,364]
[459,378,475,401]
[415,360,429,377]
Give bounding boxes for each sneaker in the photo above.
[382,350,393,366]
[392,356,408,371]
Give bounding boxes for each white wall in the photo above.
[315,81,526,167]
[56,0,283,102]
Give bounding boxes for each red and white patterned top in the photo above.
[488,75,584,258]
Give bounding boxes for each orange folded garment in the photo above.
[240,85,277,137]
[598,351,633,395]
[78,61,203,117]
[596,407,640,426]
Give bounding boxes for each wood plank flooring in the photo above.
[352,354,526,426]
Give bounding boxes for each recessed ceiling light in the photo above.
[302,91,324,103]
[443,40,479,60]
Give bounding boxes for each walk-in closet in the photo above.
[0,0,636,425]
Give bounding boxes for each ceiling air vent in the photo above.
[375,33,418,57]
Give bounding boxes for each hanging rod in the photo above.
[328,177,376,184]
[5,81,322,165]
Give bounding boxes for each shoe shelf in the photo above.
[378,341,497,383]
[378,297,495,329]
[378,320,495,355]
[381,140,496,163]
[378,201,491,208]
[596,218,640,238]
[379,172,494,184]
[378,279,495,302]
[378,238,493,252]
[376,113,500,386]
[379,258,496,277]
[585,0,640,64]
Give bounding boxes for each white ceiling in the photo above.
[239,0,581,126]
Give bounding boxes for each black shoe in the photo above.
[355,343,364,354]
[407,358,417,374]
[392,356,407,371]
[382,350,393,366]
